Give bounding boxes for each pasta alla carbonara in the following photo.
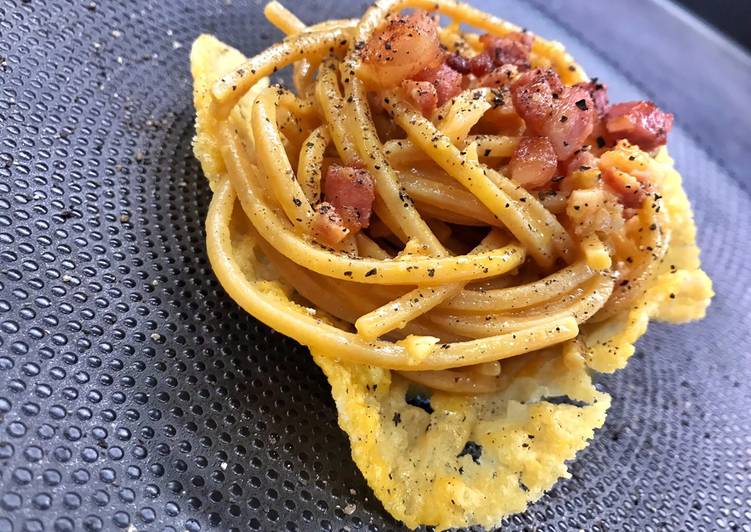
[191,1,712,529]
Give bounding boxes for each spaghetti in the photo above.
[198,0,685,390]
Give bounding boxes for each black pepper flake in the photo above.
[343,271,353,277]
[427,268,435,278]
[405,392,433,414]
[365,268,377,277]
[575,99,588,111]
[560,115,568,123]
[596,136,606,148]
[392,412,401,426]
[292,197,302,207]
[457,441,482,464]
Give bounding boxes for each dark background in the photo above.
[676,0,751,49]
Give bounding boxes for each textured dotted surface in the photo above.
[0,0,749,531]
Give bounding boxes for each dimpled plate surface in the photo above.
[0,1,749,531]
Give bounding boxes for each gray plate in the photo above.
[0,1,749,531]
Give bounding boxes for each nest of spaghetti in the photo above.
[192,1,712,529]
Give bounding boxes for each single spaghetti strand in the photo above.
[441,261,596,312]
[355,233,392,259]
[315,60,360,164]
[263,1,306,34]
[372,197,410,243]
[297,125,331,204]
[278,91,319,120]
[412,203,485,227]
[397,347,544,394]
[263,3,359,94]
[211,28,351,117]
[385,134,519,167]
